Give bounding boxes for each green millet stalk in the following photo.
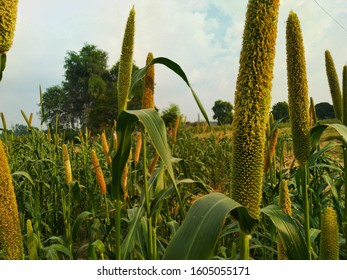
[117,6,135,113]
[325,50,342,121]
[141,52,155,109]
[231,0,280,221]
[0,140,23,259]
[319,207,339,260]
[0,0,18,53]
[0,0,19,80]
[0,112,6,131]
[277,180,292,260]
[26,219,38,260]
[286,11,311,166]
[343,65,347,126]
[309,97,317,127]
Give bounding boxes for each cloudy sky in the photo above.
[0,0,346,128]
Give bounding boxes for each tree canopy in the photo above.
[212,100,233,125]
[271,101,289,121]
[161,104,181,129]
[315,102,335,120]
[41,43,144,133]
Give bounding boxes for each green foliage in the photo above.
[343,65,347,125]
[41,45,144,133]
[161,104,181,129]
[272,101,289,121]
[212,100,233,125]
[12,124,29,136]
[315,102,335,120]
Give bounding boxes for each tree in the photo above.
[41,85,70,128]
[315,102,335,120]
[63,44,109,128]
[41,44,144,133]
[12,124,29,136]
[161,104,180,128]
[271,101,289,121]
[212,100,233,125]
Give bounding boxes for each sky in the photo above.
[0,0,346,128]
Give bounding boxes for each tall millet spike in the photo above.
[0,140,23,259]
[91,149,107,195]
[142,52,155,109]
[325,50,342,121]
[319,207,339,260]
[277,179,292,260]
[286,11,311,166]
[231,0,280,221]
[62,144,72,185]
[117,6,135,113]
[343,65,347,126]
[0,0,19,80]
[309,97,317,127]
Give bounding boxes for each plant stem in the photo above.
[343,145,347,254]
[143,132,154,259]
[300,164,311,259]
[239,231,250,260]
[115,199,122,260]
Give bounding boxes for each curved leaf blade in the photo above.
[261,205,309,260]
[163,192,244,260]
[72,211,93,242]
[130,57,210,126]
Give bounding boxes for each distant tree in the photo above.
[315,102,335,120]
[12,124,29,136]
[41,44,144,133]
[41,85,70,128]
[63,44,109,128]
[212,100,233,125]
[272,101,289,121]
[161,104,181,128]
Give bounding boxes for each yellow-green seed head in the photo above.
[309,97,317,127]
[26,219,38,260]
[0,111,6,131]
[0,0,18,53]
[325,50,342,121]
[62,144,72,185]
[91,149,107,195]
[277,180,292,260]
[133,131,142,165]
[279,180,292,216]
[0,140,23,259]
[117,6,135,113]
[101,131,112,165]
[342,65,347,126]
[142,52,155,109]
[319,207,339,260]
[286,11,311,166]
[231,0,280,221]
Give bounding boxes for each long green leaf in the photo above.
[113,109,185,217]
[308,141,340,167]
[129,56,210,126]
[121,165,164,259]
[261,205,309,260]
[12,171,35,185]
[163,192,244,260]
[72,211,93,242]
[311,123,347,146]
[111,112,137,200]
